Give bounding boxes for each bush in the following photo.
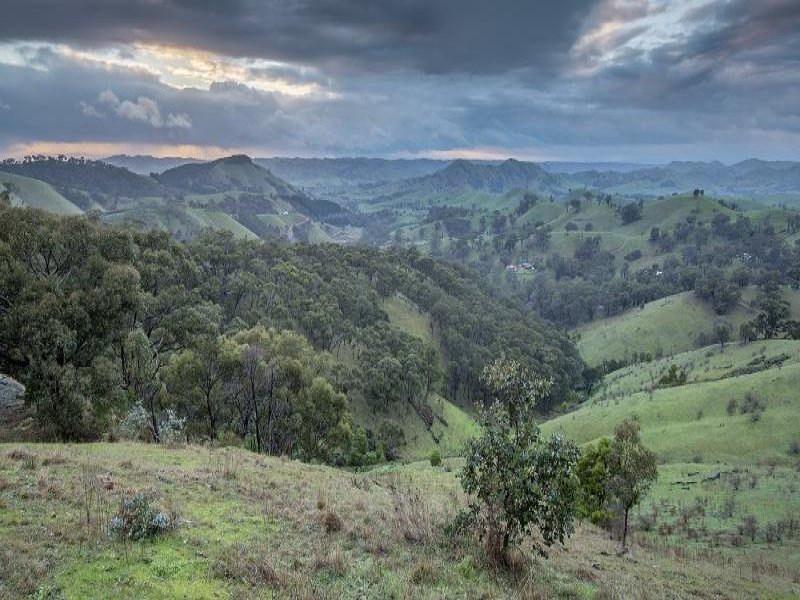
[158,409,186,447]
[726,398,738,415]
[740,392,765,414]
[459,359,579,565]
[429,449,442,467]
[119,402,151,442]
[119,404,185,445]
[110,491,178,541]
[624,249,642,262]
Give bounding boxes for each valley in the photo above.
[2,153,800,599]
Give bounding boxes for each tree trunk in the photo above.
[251,377,261,454]
[205,391,216,441]
[622,507,629,549]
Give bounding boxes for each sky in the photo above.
[0,0,798,163]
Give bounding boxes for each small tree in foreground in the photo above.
[459,358,579,565]
[606,419,658,550]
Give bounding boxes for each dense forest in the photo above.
[0,196,582,459]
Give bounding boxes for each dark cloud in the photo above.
[0,0,798,161]
[0,0,595,75]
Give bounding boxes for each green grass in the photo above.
[1,172,83,215]
[2,442,796,599]
[185,208,260,239]
[544,352,800,465]
[540,338,800,584]
[381,294,434,345]
[574,288,800,366]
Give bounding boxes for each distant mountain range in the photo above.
[569,159,800,199]
[379,158,566,199]
[102,154,203,175]
[101,154,800,201]
[5,154,800,245]
[0,155,357,242]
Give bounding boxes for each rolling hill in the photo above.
[575,288,800,366]
[257,157,447,188]
[102,154,202,175]
[542,336,800,578]
[1,156,359,243]
[365,159,568,206]
[0,157,169,211]
[570,159,800,201]
[0,172,83,215]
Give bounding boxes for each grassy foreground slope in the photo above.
[542,340,800,577]
[2,442,796,599]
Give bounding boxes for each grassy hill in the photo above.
[3,156,358,243]
[156,155,296,197]
[542,338,800,576]
[0,172,83,215]
[575,288,800,366]
[1,442,796,599]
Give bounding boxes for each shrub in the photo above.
[110,491,178,541]
[726,398,738,415]
[216,429,244,448]
[118,403,152,442]
[740,392,766,416]
[410,559,439,585]
[119,404,185,445]
[429,449,442,467]
[158,409,186,447]
[658,364,687,388]
[391,487,433,544]
[624,249,642,262]
[789,440,800,456]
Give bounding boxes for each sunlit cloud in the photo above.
[0,41,328,98]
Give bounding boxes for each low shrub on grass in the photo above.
[110,490,179,541]
[429,449,442,467]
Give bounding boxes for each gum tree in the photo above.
[460,357,579,565]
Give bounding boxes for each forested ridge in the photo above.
[0,197,581,458]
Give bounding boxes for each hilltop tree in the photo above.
[606,419,658,550]
[460,358,579,565]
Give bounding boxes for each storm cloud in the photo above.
[0,0,798,161]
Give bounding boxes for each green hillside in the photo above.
[2,156,357,243]
[542,339,800,574]
[156,154,295,197]
[575,288,800,366]
[0,172,83,215]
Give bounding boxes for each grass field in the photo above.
[2,442,797,599]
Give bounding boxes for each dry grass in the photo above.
[212,542,287,588]
[0,442,796,599]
